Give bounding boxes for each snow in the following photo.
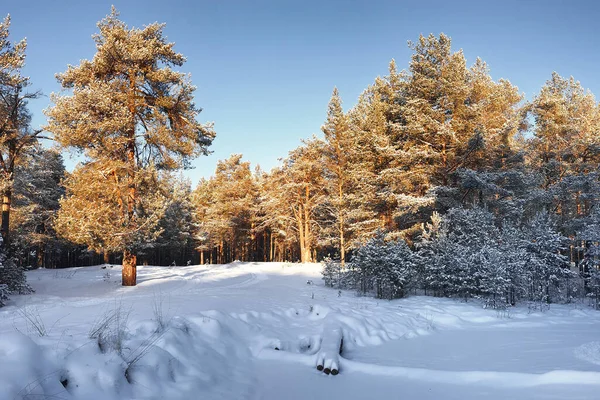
[1,262,599,400]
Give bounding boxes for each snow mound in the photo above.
[574,341,600,366]
[0,332,65,400]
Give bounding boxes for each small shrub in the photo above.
[89,302,130,355]
[18,306,47,336]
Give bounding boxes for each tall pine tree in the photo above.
[45,8,215,285]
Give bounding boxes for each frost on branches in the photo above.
[323,231,416,300]
[577,208,600,309]
[0,236,31,307]
[418,208,572,305]
[44,8,215,286]
[324,206,578,307]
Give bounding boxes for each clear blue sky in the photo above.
[3,0,600,186]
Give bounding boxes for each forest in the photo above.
[0,10,599,307]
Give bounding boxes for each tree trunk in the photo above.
[338,180,345,266]
[37,244,45,269]
[123,71,138,285]
[339,217,345,266]
[303,188,313,263]
[122,249,137,286]
[1,187,12,242]
[441,142,448,186]
[297,207,307,263]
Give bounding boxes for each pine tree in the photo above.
[0,15,44,242]
[10,146,66,268]
[261,139,327,263]
[398,33,471,188]
[148,175,196,265]
[0,234,31,307]
[528,72,600,188]
[321,87,353,264]
[349,231,416,299]
[322,257,344,288]
[498,221,529,305]
[577,207,600,309]
[346,80,398,242]
[45,8,214,285]
[257,167,297,262]
[191,155,259,264]
[545,172,600,236]
[522,212,571,305]
[419,207,500,300]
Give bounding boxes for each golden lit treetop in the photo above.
[45,7,215,170]
[0,15,28,89]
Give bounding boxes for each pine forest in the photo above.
[1,9,600,310]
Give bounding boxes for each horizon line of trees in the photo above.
[1,9,599,302]
[193,35,599,266]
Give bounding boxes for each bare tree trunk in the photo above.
[264,232,268,261]
[219,241,224,264]
[1,187,11,242]
[37,244,45,269]
[339,216,345,266]
[303,187,313,263]
[122,249,137,286]
[297,207,307,263]
[441,141,447,186]
[338,180,346,266]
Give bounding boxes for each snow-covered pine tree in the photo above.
[498,221,529,305]
[419,207,500,300]
[528,72,600,189]
[577,207,600,309]
[349,231,415,299]
[546,172,600,237]
[322,257,345,289]
[522,212,571,305]
[345,73,401,242]
[417,211,445,296]
[348,231,382,296]
[191,155,260,264]
[377,238,416,299]
[476,244,510,306]
[145,175,197,265]
[0,235,31,307]
[45,8,215,285]
[321,87,355,265]
[11,146,65,268]
[260,139,328,263]
[398,34,523,190]
[0,15,45,242]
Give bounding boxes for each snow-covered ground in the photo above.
[1,262,599,400]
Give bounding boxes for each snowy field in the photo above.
[1,262,600,400]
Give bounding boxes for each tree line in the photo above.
[195,35,599,267]
[0,10,599,300]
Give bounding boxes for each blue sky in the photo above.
[3,0,600,186]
